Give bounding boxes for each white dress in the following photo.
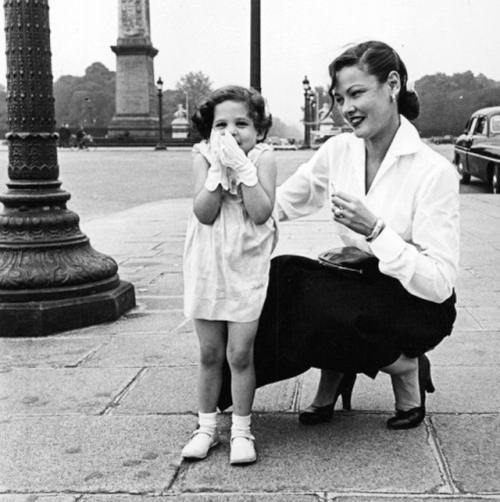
[183,142,278,322]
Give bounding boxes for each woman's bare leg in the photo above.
[307,369,344,408]
[381,355,420,411]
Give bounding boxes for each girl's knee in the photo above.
[227,348,253,372]
[199,345,225,368]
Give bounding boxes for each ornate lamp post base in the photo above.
[0,281,135,337]
[1,0,136,337]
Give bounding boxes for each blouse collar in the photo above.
[347,115,422,195]
[348,115,421,158]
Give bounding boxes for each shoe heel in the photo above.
[426,378,435,394]
[338,373,357,411]
[418,355,435,408]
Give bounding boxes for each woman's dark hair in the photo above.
[327,41,420,120]
[191,85,273,140]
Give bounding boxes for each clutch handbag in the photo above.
[317,246,375,275]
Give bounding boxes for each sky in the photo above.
[0,0,499,126]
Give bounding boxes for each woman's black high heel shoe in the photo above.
[387,355,435,430]
[299,373,357,425]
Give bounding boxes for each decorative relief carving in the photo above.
[0,243,118,290]
[7,136,59,180]
[0,210,83,243]
[119,0,150,38]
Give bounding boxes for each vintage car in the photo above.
[454,106,500,193]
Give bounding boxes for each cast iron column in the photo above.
[0,0,135,337]
[250,0,261,92]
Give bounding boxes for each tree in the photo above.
[268,116,301,139]
[53,62,116,129]
[172,71,213,121]
[415,71,500,137]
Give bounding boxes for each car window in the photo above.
[466,117,477,136]
[491,115,500,135]
[475,116,487,135]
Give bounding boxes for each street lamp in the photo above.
[155,77,167,150]
[302,76,311,148]
[308,90,317,132]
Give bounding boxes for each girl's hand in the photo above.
[204,130,223,192]
[218,132,258,187]
[331,191,378,237]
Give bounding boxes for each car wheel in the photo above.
[493,165,500,194]
[458,161,471,184]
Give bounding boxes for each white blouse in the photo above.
[277,116,460,304]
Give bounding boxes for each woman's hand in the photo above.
[331,191,378,237]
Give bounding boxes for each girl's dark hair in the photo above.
[327,41,420,120]
[191,85,273,140]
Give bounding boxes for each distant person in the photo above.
[58,123,71,147]
[75,126,87,149]
[181,85,276,464]
[217,41,460,431]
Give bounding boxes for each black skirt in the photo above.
[218,254,456,411]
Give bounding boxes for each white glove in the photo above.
[204,130,223,191]
[219,132,258,187]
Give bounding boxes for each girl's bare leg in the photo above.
[181,319,226,460]
[194,319,226,413]
[227,320,259,464]
[226,320,258,416]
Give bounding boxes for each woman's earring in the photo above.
[390,92,396,103]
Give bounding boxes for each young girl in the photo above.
[182,85,277,465]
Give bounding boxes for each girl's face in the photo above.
[212,100,263,154]
[333,65,398,142]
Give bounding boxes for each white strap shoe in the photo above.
[230,433,257,465]
[182,429,219,459]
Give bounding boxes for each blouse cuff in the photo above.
[368,224,406,263]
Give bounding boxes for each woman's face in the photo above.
[212,100,262,154]
[333,65,398,142]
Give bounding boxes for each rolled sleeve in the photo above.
[369,165,459,303]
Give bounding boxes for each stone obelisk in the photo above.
[108,0,159,138]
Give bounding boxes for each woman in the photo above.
[218,41,459,430]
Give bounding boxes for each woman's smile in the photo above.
[334,65,396,142]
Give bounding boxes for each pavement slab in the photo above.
[0,336,110,369]
[0,497,78,502]
[431,414,500,494]
[81,332,199,368]
[0,367,140,416]
[111,312,187,335]
[431,330,500,367]
[0,416,190,493]
[83,495,322,501]
[176,414,444,495]
[114,366,198,414]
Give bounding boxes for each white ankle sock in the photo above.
[231,413,251,437]
[198,411,217,435]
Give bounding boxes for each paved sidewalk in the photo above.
[1,194,499,500]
